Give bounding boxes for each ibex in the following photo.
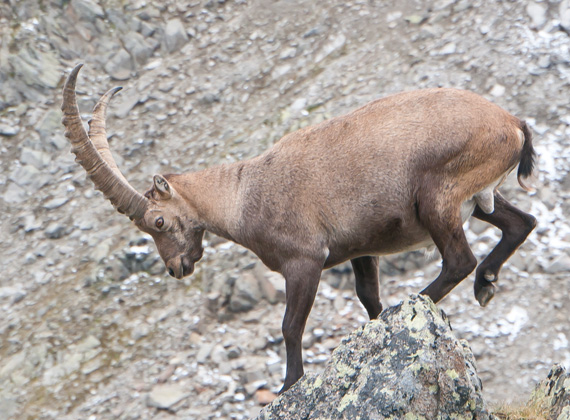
[62,64,536,392]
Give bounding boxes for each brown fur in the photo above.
[63,70,537,394]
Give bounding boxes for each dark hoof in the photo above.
[475,283,495,307]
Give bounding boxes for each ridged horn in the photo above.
[88,86,130,186]
[61,64,149,220]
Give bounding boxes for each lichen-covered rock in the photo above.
[257,295,492,420]
[529,364,570,420]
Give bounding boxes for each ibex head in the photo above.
[61,64,203,278]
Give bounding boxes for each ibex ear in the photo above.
[153,175,173,199]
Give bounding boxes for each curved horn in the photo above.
[61,64,148,220]
[88,86,130,186]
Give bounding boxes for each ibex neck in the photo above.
[169,164,243,241]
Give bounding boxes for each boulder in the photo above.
[528,364,570,419]
[257,295,492,419]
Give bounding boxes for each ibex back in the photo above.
[62,64,537,393]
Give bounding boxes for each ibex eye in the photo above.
[155,217,164,228]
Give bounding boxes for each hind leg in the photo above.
[351,256,382,319]
[472,192,536,306]
[419,206,478,303]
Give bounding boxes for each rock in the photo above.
[257,295,491,420]
[255,389,277,406]
[257,271,286,304]
[0,123,19,137]
[72,0,105,21]
[9,164,47,190]
[43,197,69,210]
[164,18,189,53]
[0,396,18,419]
[528,364,570,419]
[439,42,457,55]
[561,1,570,33]
[37,109,65,149]
[44,221,68,239]
[230,271,263,312]
[147,383,190,409]
[2,182,27,204]
[20,147,51,169]
[196,342,215,364]
[544,254,570,274]
[122,31,158,66]
[490,83,506,97]
[104,48,134,81]
[8,46,61,90]
[315,33,346,63]
[527,2,547,29]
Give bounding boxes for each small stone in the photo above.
[315,33,346,63]
[255,389,277,406]
[561,0,570,32]
[527,2,547,29]
[229,272,262,312]
[405,14,427,25]
[439,42,457,55]
[544,254,570,273]
[147,384,190,409]
[44,222,67,239]
[490,84,506,97]
[279,47,297,60]
[104,49,133,81]
[43,197,69,210]
[20,147,51,169]
[196,342,215,364]
[0,123,19,137]
[72,0,105,20]
[164,18,189,53]
[122,31,157,66]
[2,182,27,204]
[131,323,150,340]
[37,109,64,146]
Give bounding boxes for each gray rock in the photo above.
[197,342,215,364]
[20,147,51,169]
[527,2,547,29]
[315,33,346,63]
[164,18,189,53]
[8,46,61,90]
[122,31,157,66]
[10,164,47,190]
[44,221,68,239]
[230,271,262,312]
[37,109,65,149]
[544,254,570,274]
[0,123,19,137]
[72,0,105,21]
[104,49,134,81]
[257,295,491,419]
[562,0,570,33]
[43,197,69,210]
[527,364,570,419]
[0,395,18,419]
[147,384,191,409]
[2,182,27,204]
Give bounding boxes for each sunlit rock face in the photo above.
[257,295,492,420]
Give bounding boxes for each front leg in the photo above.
[280,258,323,393]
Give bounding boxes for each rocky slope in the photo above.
[2,0,570,419]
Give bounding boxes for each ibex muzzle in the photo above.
[62,64,537,393]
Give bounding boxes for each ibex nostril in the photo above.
[168,268,175,277]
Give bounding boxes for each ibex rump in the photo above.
[62,64,536,392]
